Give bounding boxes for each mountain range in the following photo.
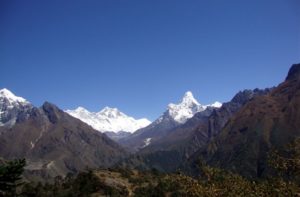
[66,91,221,143]
[65,107,151,134]
[0,63,299,181]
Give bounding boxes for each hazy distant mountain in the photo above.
[186,63,300,178]
[120,91,221,151]
[66,106,151,135]
[0,89,126,180]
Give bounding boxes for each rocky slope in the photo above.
[187,63,300,178]
[0,90,127,180]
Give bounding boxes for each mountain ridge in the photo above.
[66,106,151,134]
[0,94,127,180]
[184,63,300,178]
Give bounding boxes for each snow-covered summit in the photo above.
[0,88,32,127]
[167,91,206,123]
[162,91,222,124]
[0,88,29,104]
[97,107,126,118]
[181,91,200,105]
[66,106,151,133]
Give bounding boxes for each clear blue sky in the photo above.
[1,0,300,120]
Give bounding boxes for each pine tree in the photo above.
[0,159,26,196]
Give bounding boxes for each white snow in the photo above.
[205,101,222,108]
[160,91,222,124]
[0,88,31,127]
[30,141,35,149]
[0,88,28,104]
[166,91,205,124]
[142,138,152,148]
[66,106,151,133]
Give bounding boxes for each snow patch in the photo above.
[142,138,152,148]
[206,101,222,108]
[30,141,35,149]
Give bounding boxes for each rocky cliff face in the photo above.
[286,63,300,81]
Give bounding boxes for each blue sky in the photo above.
[1,0,300,120]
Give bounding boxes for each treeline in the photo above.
[0,139,299,196]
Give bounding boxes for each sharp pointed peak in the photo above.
[181,91,200,105]
[183,91,193,97]
[286,63,300,81]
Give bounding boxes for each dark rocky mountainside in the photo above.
[0,102,126,180]
[187,63,300,178]
[119,114,180,152]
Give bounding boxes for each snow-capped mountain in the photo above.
[66,107,151,133]
[0,88,33,127]
[0,88,28,104]
[167,91,206,124]
[161,91,222,124]
[120,91,222,150]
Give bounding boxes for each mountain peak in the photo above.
[0,88,28,103]
[98,106,123,118]
[184,91,193,97]
[167,91,204,124]
[66,106,151,133]
[182,91,200,105]
[286,63,300,81]
[74,106,89,113]
[100,106,119,112]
